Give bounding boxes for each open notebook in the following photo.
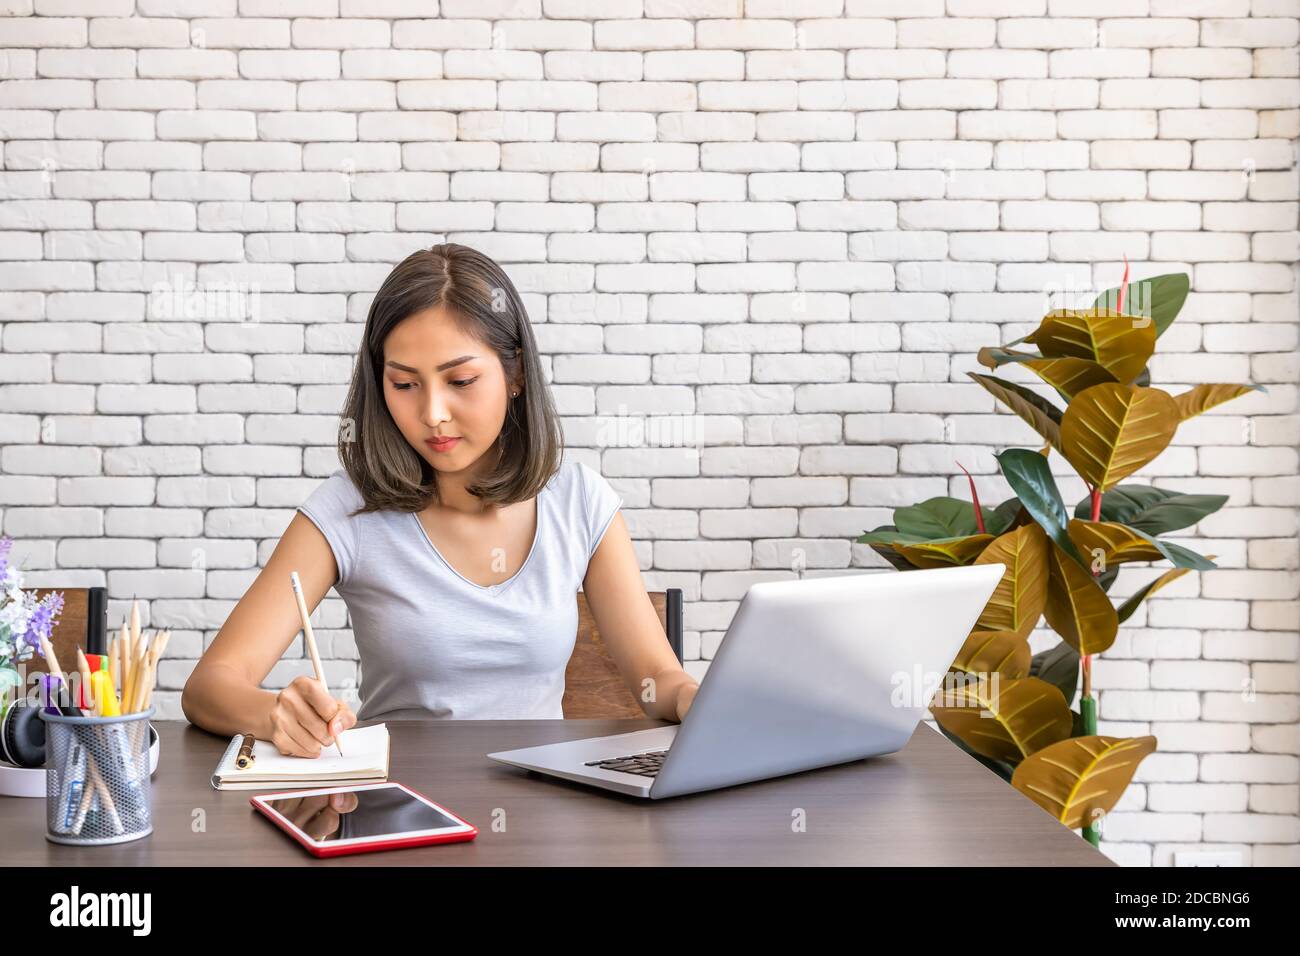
[210,723,390,791]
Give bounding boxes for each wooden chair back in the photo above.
[562,588,683,719]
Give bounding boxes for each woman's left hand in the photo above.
[675,681,699,722]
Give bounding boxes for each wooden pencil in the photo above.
[128,600,141,699]
[39,635,65,709]
[128,634,151,713]
[39,634,63,682]
[117,620,129,709]
[107,635,119,703]
[137,630,169,713]
[122,618,135,710]
[75,647,94,714]
[289,571,345,756]
[85,753,123,834]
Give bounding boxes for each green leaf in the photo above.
[1030,643,1081,709]
[977,345,1045,370]
[857,526,930,547]
[892,496,995,540]
[1092,272,1190,339]
[1074,485,1228,536]
[987,497,1024,536]
[1095,564,1120,593]
[995,448,1090,571]
[1132,532,1217,571]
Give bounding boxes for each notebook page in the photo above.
[233,723,389,778]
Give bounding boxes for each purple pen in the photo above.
[42,673,62,716]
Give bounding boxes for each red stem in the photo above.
[1116,254,1130,314]
[957,462,985,533]
[1090,487,1102,523]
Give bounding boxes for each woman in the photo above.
[182,244,699,758]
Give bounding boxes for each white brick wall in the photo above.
[1,0,1297,867]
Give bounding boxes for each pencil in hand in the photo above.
[288,570,346,757]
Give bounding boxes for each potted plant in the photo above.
[858,265,1263,845]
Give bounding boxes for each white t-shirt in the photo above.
[295,460,623,721]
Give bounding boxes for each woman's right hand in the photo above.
[269,675,357,757]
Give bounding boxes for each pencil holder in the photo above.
[39,708,155,846]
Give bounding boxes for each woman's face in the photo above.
[382,305,515,479]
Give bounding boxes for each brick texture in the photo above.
[1,0,1297,867]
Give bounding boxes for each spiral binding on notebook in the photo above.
[210,735,245,789]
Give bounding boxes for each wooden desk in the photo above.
[0,719,1113,866]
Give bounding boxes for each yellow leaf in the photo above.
[1022,357,1118,400]
[968,372,1063,453]
[931,675,1073,762]
[1060,382,1179,491]
[1067,519,1165,566]
[974,523,1049,639]
[1172,383,1258,421]
[1043,540,1119,656]
[895,534,994,569]
[1026,308,1156,385]
[951,629,1031,680]
[1011,735,1157,830]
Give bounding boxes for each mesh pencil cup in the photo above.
[39,708,155,846]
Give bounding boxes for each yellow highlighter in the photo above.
[92,667,121,717]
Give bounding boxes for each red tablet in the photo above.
[250,781,478,858]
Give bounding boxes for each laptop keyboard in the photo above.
[583,749,669,777]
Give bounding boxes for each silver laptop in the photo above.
[487,562,1006,799]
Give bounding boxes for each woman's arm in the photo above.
[581,511,700,722]
[181,512,356,754]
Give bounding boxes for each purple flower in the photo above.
[28,590,65,649]
[0,536,66,666]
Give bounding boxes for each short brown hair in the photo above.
[337,243,564,514]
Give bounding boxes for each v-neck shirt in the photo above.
[296,459,623,721]
[412,496,541,593]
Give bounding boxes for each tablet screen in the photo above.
[260,785,465,844]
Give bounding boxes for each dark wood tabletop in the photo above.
[1,718,1113,866]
